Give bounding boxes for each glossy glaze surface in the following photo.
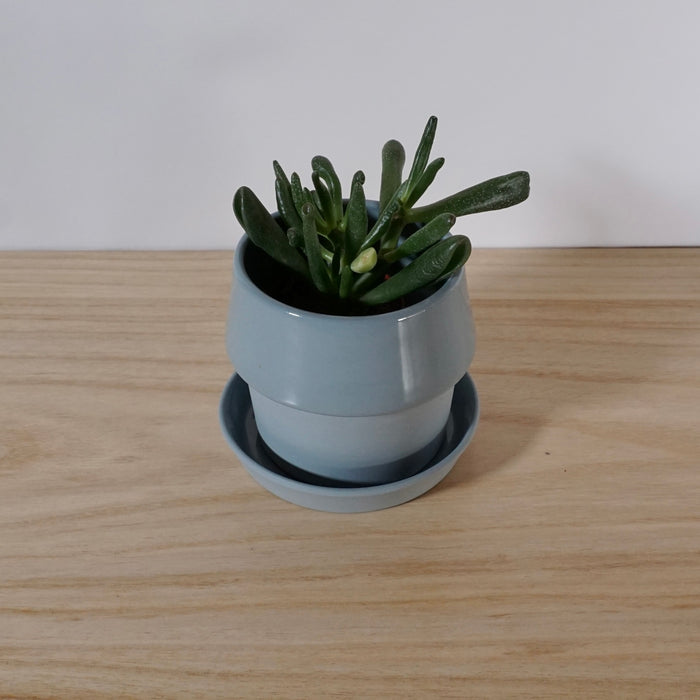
[226,236,476,416]
[249,385,452,483]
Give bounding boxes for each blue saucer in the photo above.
[219,373,479,513]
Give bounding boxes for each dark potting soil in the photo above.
[243,242,437,317]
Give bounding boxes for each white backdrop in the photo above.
[1,0,699,250]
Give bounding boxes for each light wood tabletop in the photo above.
[1,249,699,698]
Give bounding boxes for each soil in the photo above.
[243,242,437,317]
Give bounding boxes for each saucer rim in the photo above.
[219,372,479,511]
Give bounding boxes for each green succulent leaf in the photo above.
[312,156,343,226]
[350,267,388,298]
[287,227,303,248]
[338,265,354,299]
[404,157,444,209]
[234,117,529,312]
[405,115,438,198]
[359,234,471,306]
[290,172,306,216]
[360,181,408,251]
[407,171,530,223]
[383,212,456,263]
[233,186,309,279]
[233,185,244,224]
[301,202,335,295]
[311,172,336,227]
[273,161,302,231]
[301,185,327,231]
[344,171,367,260]
[380,139,406,211]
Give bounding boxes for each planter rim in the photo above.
[234,234,465,322]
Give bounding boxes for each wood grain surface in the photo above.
[1,249,699,699]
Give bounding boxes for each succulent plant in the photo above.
[233,116,529,312]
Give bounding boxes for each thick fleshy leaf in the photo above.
[359,235,470,305]
[301,185,327,231]
[311,171,336,228]
[379,139,406,211]
[359,181,407,250]
[301,203,335,295]
[233,186,244,225]
[338,265,354,299]
[407,171,530,222]
[233,186,309,279]
[383,212,456,263]
[344,171,367,260]
[405,116,438,196]
[287,227,303,248]
[350,266,387,298]
[273,161,302,231]
[290,172,306,216]
[404,157,444,208]
[312,156,343,226]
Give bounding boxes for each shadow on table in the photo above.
[429,371,541,495]
[428,251,676,496]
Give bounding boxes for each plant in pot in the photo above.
[220,116,530,512]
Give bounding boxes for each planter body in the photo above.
[226,236,476,485]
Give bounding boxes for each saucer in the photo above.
[219,372,479,513]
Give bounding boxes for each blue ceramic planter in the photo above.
[226,233,476,486]
[226,231,474,484]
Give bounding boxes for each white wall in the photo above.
[1,0,698,249]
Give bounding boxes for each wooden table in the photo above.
[1,249,699,698]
